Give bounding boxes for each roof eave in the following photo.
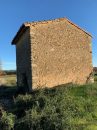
[11,23,30,45]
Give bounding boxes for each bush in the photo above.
[94,75,97,82]
[0,111,15,130]
[13,94,33,118]
[1,83,97,130]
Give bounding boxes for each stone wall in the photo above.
[16,28,32,91]
[30,19,93,89]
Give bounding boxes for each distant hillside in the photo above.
[3,70,16,75]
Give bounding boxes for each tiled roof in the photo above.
[12,18,92,45]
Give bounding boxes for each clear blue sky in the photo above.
[0,0,97,70]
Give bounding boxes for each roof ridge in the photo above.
[24,17,66,26]
[12,17,92,44]
[23,17,92,37]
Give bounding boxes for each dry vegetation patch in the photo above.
[0,74,16,86]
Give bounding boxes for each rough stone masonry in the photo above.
[12,18,93,91]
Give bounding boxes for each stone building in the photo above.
[12,18,93,91]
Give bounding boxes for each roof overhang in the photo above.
[12,23,30,45]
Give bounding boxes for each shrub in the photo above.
[13,94,33,118]
[0,111,15,130]
[1,83,97,130]
[94,75,97,82]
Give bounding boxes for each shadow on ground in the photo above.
[0,85,17,98]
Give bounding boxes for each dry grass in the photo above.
[0,74,16,86]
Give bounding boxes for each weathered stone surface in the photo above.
[16,28,32,91]
[12,18,93,91]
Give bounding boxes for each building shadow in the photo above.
[0,85,17,98]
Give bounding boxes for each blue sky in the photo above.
[0,0,97,70]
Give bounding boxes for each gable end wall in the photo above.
[30,20,93,89]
